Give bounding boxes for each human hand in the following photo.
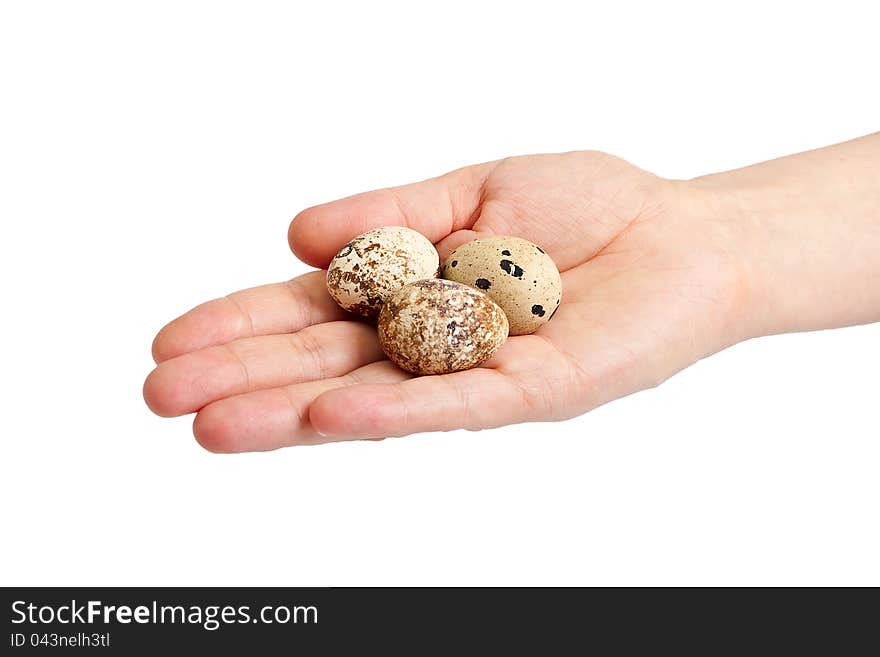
[144,135,880,451]
[144,150,751,451]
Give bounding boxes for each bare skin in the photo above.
[143,133,880,452]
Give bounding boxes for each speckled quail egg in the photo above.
[326,226,439,318]
[378,279,509,375]
[441,236,561,335]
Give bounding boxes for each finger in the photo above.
[193,360,410,453]
[307,330,588,440]
[152,270,346,363]
[434,228,483,262]
[144,320,383,418]
[309,369,523,440]
[288,161,498,268]
[308,366,527,440]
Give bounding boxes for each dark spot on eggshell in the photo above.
[531,304,545,317]
[346,299,383,318]
[451,260,458,267]
[475,278,491,290]
[536,246,545,254]
[501,249,511,256]
[500,259,524,278]
[337,243,353,258]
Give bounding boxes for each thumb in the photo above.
[288,161,498,268]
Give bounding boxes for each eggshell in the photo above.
[326,226,439,318]
[441,236,561,335]
[378,279,509,375]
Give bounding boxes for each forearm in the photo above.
[690,133,880,337]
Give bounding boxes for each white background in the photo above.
[1,1,878,586]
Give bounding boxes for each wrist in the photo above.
[684,134,880,338]
[680,172,783,340]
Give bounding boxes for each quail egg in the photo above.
[378,279,508,375]
[326,226,439,318]
[441,236,561,335]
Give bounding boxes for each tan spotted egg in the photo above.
[378,279,508,375]
[441,236,561,335]
[326,226,439,318]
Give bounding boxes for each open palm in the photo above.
[144,152,745,451]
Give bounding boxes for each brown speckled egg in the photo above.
[441,236,561,335]
[378,279,508,375]
[326,226,439,318]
